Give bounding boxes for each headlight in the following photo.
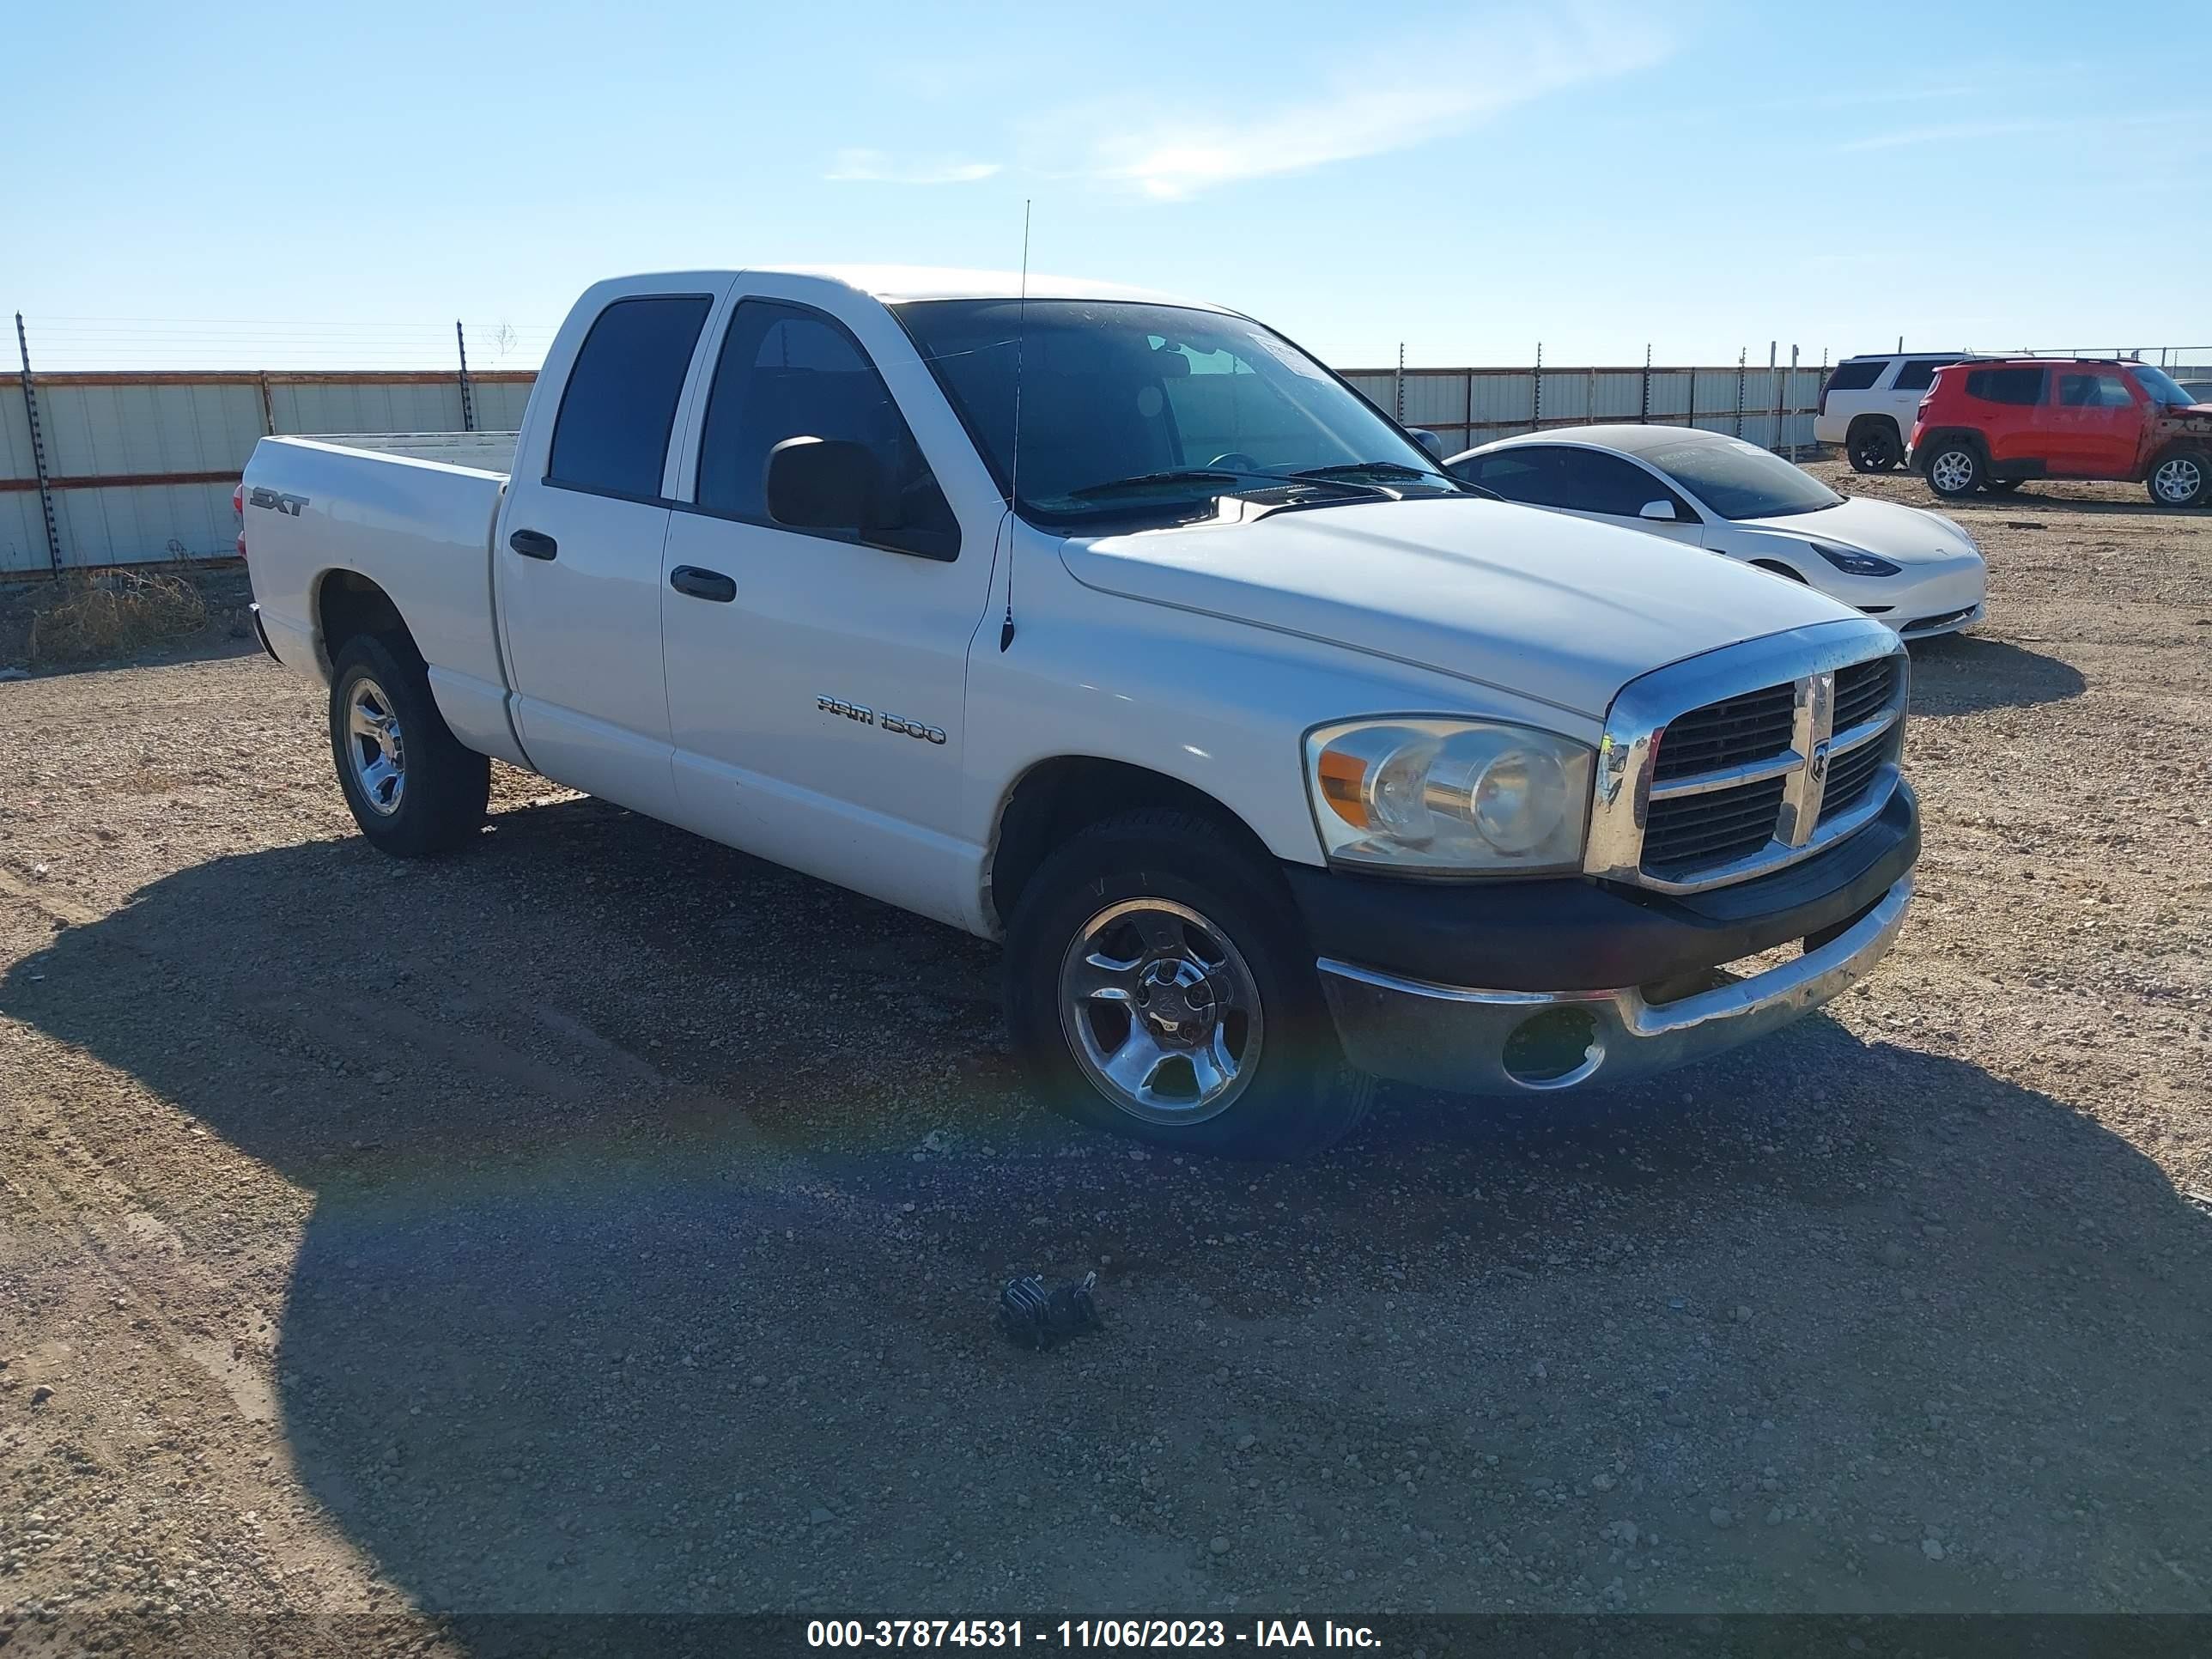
[1305,718,1593,874]
[1808,540,1901,578]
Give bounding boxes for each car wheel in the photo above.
[1005,808,1374,1158]
[1846,420,1902,473]
[1923,442,1983,499]
[328,634,490,856]
[2148,451,2210,507]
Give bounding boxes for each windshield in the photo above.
[1643,436,1844,520]
[895,299,1459,525]
[2132,366,2199,407]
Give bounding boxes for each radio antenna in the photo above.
[999,198,1030,653]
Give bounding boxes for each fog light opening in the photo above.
[1502,1007,1604,1089]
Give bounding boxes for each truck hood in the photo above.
[1734,495,1979,565]
[1059,497,1853,720]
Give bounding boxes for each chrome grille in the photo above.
[1832,658,1895,732]
[1643,776,1789,877]
[1817,732,1887,821]
[1650,683,1796,782]
[1584,621,1909,895]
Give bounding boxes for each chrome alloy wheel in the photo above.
[2153,454,2203,505]
[345,677,406,816]
[1929,450,1976,494]
[1058,898,1264,1125]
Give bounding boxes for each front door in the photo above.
[2048,368,2146,478]
[495,286,723,817]
[657,282,1002,928]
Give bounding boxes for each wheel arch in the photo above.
[983,756,1285,937]
[313,567,421,677]
[1915,427,1987,468]
[1748,557,1810,584]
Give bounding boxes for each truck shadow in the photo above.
[3,802,2207,1619]
[1904,634,2084,715]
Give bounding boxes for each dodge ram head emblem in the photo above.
[1808,739,1830,783]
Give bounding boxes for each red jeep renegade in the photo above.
[1910,359,2212,507]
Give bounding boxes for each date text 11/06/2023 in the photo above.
[806,1620,1383,1649]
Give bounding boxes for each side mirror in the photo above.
[764,436,885,533]
[1638,499,1677,522]
[1408,428,1447,462]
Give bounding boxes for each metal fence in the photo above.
[1339,361,1829,459]
[15,344,2203,577]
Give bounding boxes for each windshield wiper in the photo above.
[1289,461,1448,484]
[1066,469,1243,501]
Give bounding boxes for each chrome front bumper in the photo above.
[1316,876,1911,1095]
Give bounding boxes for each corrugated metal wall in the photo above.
[2,371,536,574]
[3,361,1824,575]
[1345,365,1826,458]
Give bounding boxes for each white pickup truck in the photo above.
[240,266,1917,1156]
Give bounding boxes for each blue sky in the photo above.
[10,0,2208,369]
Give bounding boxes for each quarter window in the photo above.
[547,295,713,498]
[696,301,957,559]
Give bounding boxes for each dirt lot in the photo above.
[3,462,2209,1647]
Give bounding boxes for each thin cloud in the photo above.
[1055,2,1672,201]
[825,148,1003,185]
[1836,110,2194,155]
[1833,118,2062,155]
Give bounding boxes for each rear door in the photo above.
[2049,368,2146,477]
[1887,357,1952,434]
[1963,366,2048,466]
[495,282,726,816]
[655,277,1003,927]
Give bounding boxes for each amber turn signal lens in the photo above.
[1316,748,1369,827]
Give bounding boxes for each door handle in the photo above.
[670,565,737,603]
[509,528,558,561]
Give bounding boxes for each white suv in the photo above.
[1814,353,1980,473]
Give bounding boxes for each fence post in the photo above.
[1734,348,1747,438]
[1532,343,1542,433]
[1772,344,1785,455]
[1640,343,1650,422]
[13,313,62,574]
[257,373,276,435]
[456,320,477,434]
[1687,362,1696,430]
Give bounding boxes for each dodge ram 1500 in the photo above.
[240,266,1917,1156]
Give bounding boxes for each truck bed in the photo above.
[295,430,520,475]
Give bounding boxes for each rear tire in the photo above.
[327,634,489,857]
[1922,440,1984,499]
[2148,450,2210,507]
[1846,419,1902,473]
[1005,808,1374,1158]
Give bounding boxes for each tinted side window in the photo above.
[1893,358,1952,392]
[1550,449,1682,517]
[1461,448,1560,504]
[1824,360,1887,393]
[548,295,713,497]
[2057,373,2135,409]
[696,301,957,559]
[1964,367,2045,406]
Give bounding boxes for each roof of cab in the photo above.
[757,264,1227,311]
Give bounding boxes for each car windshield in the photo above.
[895,299,1461,526]
[2132,366,2199,407]
[1642,436,1844,520]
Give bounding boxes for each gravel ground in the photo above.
[2,462,2209,1647]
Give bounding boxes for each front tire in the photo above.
[1005,809,1374,1158]
[1846,419,1902,473]
[2148,450,2209,507]
[328,634,489,856]
[1923,440,1983,498]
